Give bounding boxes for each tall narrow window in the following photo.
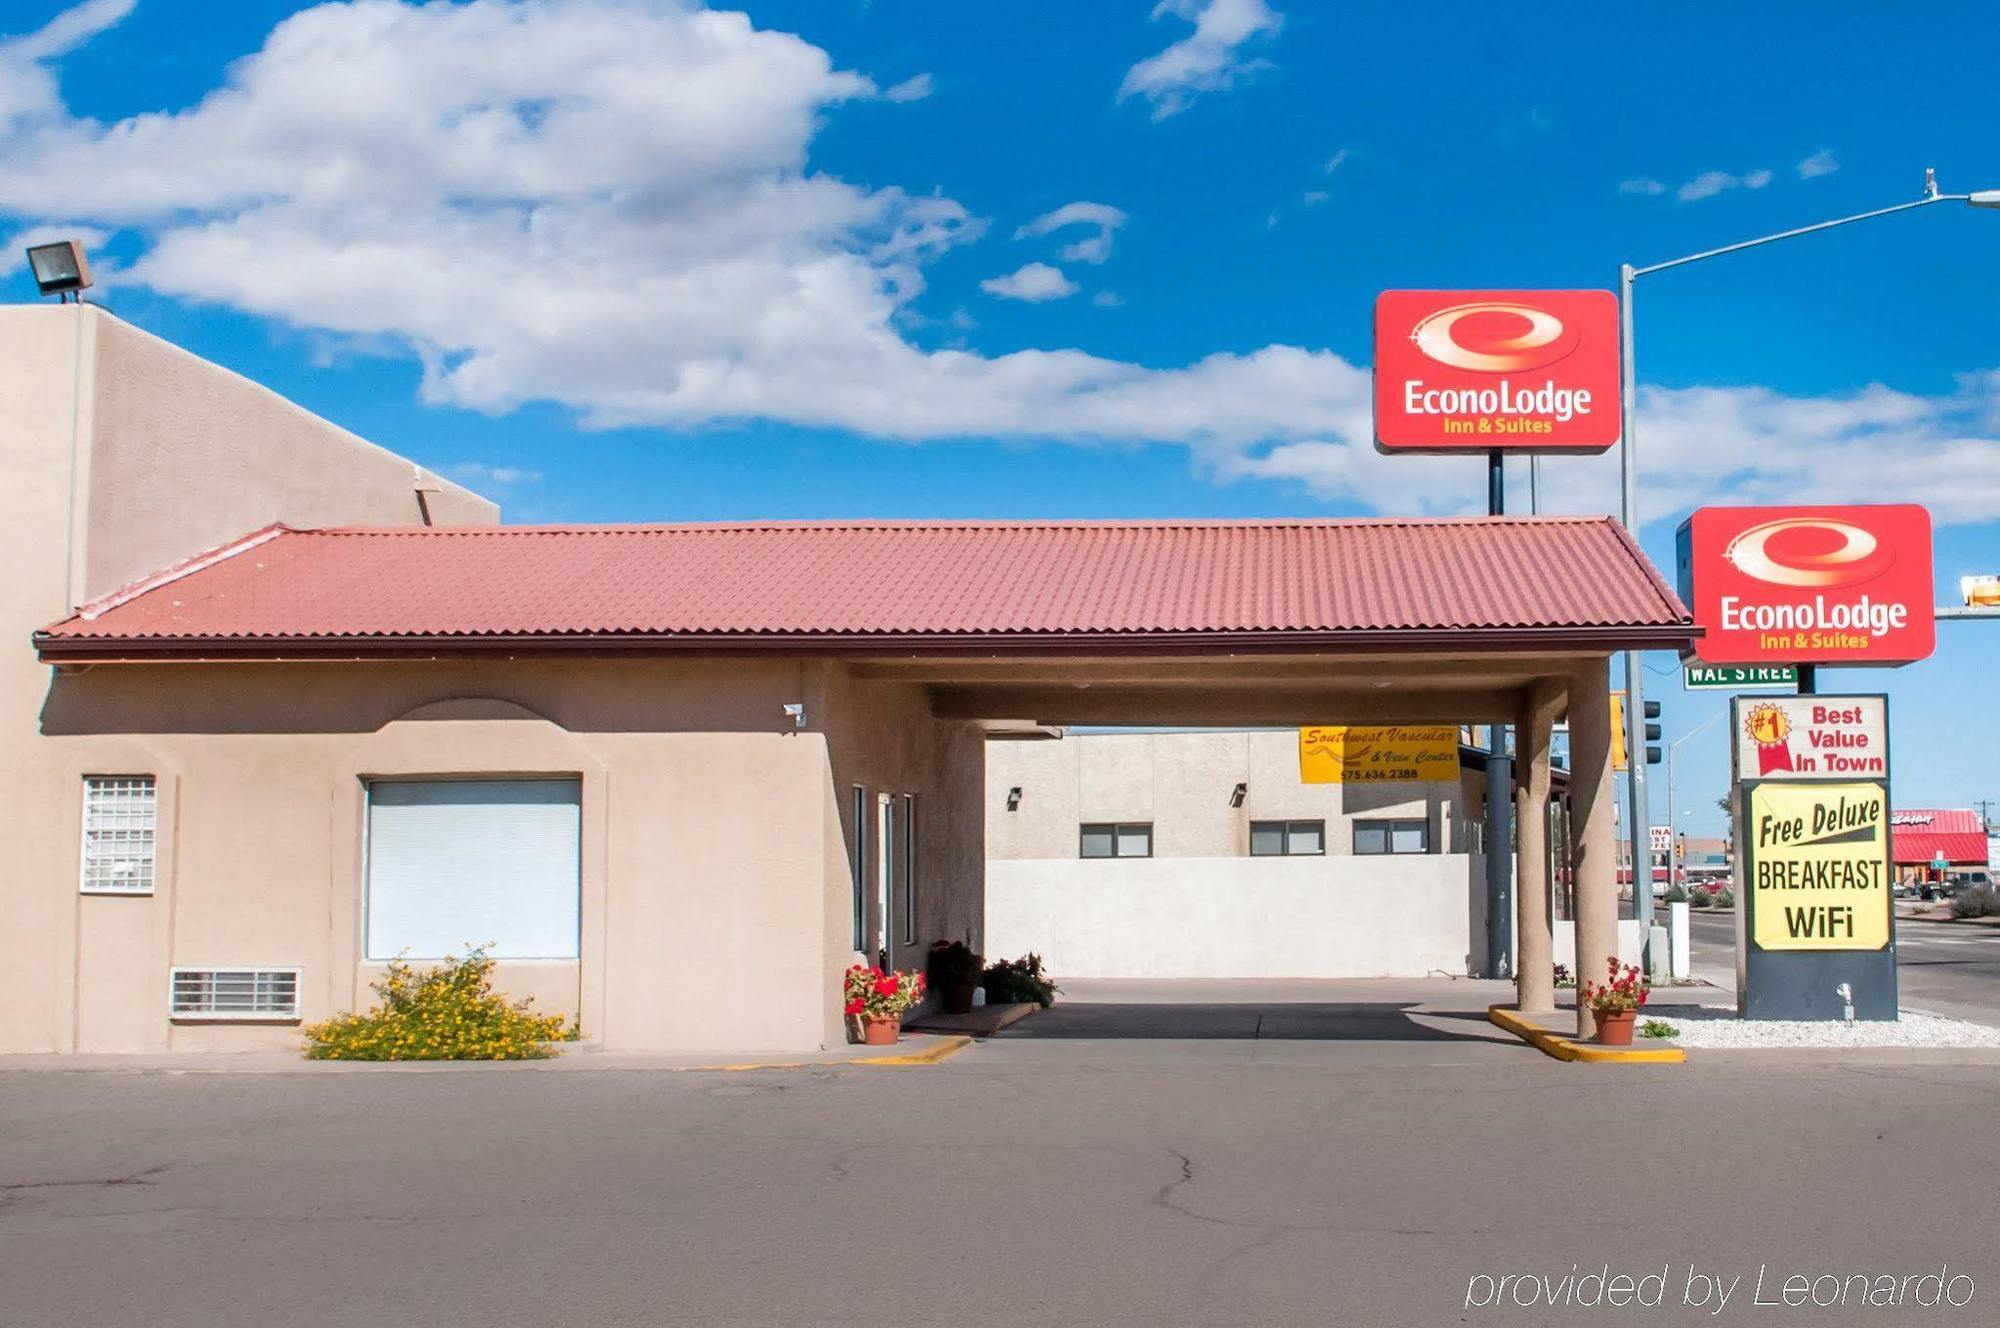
[900,793,918,945]
[81,776,156,894]
[850,785,868,951]
[877,794,896,963]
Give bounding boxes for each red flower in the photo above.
[874,975,901,998]
[843,998,864,1016]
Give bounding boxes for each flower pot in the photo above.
[1594,1008,1637,1046]
[943,981,977,1015]
[859,1014,901,1046]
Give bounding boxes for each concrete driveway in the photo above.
[3,979,1995,1327]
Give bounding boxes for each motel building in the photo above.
[1,304,1694,1056]
[1890,809,1993,887]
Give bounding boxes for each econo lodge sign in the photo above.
[1676,505,1935,666]
[1374,290,1621,453]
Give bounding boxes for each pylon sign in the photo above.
[1730,694,1897,1021]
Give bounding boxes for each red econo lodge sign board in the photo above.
[1373,290,1621,453]
[1677,505,1935,666]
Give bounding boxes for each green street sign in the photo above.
[1683,663,1798,692]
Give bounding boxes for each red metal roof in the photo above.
[36,517,1693,659]
[1891,810,1991,867]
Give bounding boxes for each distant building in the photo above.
[986,729,1642,978]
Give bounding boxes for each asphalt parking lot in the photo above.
[4,981,1996,1328]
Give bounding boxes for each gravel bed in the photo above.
[1641,1004,2000,1049]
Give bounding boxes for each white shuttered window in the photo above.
[365,779,582,960]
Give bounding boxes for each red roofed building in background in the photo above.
[1891,809,1992,876]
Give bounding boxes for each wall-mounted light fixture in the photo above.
[1229,782,1247,808]
[26,240,92,299]
[1005,786,1022,811]
[782,702,805,730]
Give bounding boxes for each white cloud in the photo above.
[882,73,932,103]
[1221,375,2000,528]
[1322,147,1348,174]
[1675,167,1773,202]
[1015,200,1128,264]
[0,0,135,126]
[979,261,1078,303]
[4,1,1996,531]
[1119,0,1283,120]
[1301,189,1327,206]
[1091,290,1124,308]
[1798,149,1839,179]
[1619,177,1666,197]
[446,461,542,491]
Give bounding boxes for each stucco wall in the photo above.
[987,855,1484,978]
[0,304,494,1055]
[16,657,977,1055]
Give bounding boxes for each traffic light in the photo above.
[1610,694,1667,770]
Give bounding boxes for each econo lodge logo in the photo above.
[1374,289,1620,454]
[1677,505,1935,667]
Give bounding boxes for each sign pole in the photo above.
[1618,264,1655,971]
[1484,449,1514,978]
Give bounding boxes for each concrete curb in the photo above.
[1487,1006,1687,1064]
[707,1034,973,1072]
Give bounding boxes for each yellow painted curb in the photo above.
[705,1034,973,1072]
[1488,1006,1686,1064]
[854,1034,974,1067]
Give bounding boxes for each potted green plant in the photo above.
[843,964,924,1046]
[1579,956,1649,1045]
[926,940,984,1015]
[981,952,1059,1008]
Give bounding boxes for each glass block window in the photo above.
[81,776,156,894]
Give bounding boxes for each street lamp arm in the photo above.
[1632,193,1960,279]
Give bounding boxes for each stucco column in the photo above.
[1513,678,1562,1015]
[1567,657,1619,1039]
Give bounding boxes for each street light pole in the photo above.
[1665,711,1723,888]
[1616,169,2000,970]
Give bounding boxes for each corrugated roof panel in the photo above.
[39,517,1690,647]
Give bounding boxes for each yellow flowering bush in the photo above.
[303,949,575,1060]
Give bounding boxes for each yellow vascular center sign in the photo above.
[1746,780,1891,951]
[1299,726,1459,784]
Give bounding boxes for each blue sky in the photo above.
[4,0,1999,836]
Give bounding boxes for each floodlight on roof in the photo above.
[26,240,92,299]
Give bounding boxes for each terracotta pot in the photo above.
[859,1014,901,1046]
[943,981,977,1015]
[1595,1008,1637,1046]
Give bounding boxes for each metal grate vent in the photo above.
[170,968,300,1020]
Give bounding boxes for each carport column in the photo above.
[1513,679,1562,1015]
[1567,658,1620,1040]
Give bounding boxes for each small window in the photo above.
[1250,820,1325,856]
[1080,823,1152,859]
[170,968,299,1021]
[81,776,156,894]
[1354,817,1431,855]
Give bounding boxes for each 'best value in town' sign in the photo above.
[1729,693,1898,1020]
[1676,505,1935,667]
[1373,290,1621,453]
